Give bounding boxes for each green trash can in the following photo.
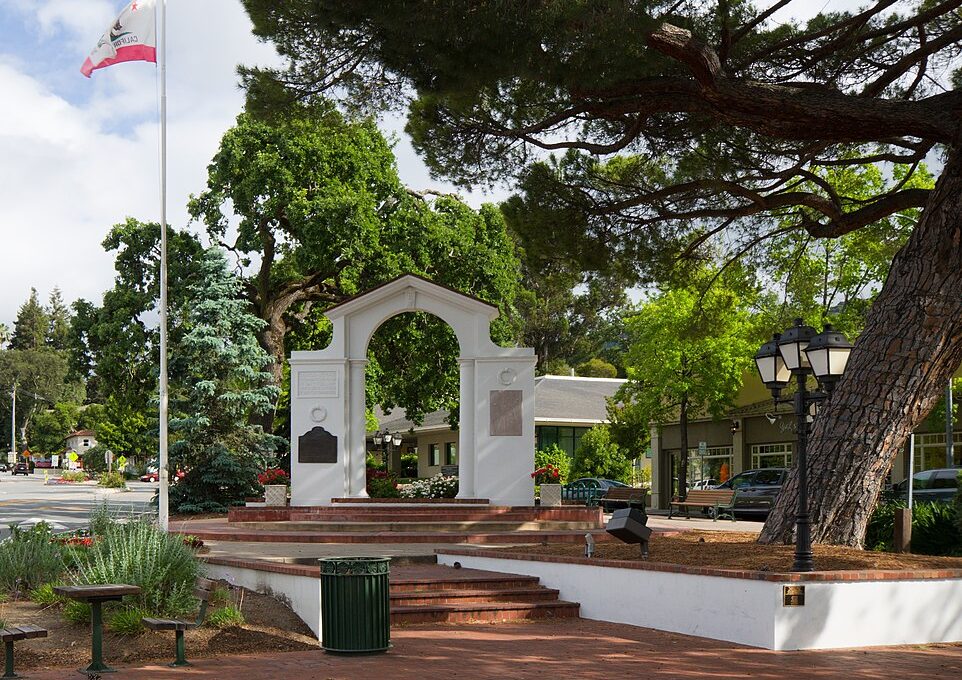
[319,556,391,654]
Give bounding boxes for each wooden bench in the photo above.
[668,489,737,521]
[598,487,649,512]
[1,625,48,679]
[142,577,216,667]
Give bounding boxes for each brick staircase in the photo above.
[181,504,610,545]
[390,565,580,624]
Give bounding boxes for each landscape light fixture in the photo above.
[754,318,853,572]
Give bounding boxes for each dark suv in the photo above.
[712,468,789,518]
[12,462,30,476]
[890,467,960,504]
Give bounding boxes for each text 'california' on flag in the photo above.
[81,0,157,77]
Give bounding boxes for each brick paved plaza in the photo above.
[26,619,962,679]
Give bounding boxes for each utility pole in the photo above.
[10,383,16,462]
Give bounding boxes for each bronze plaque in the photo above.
[783,585,805,607]
[490,390,523,436]
[298,426,338,464]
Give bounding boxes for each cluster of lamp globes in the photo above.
[373,431,403,447]
[754,319,854,396]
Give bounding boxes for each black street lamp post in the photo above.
[754,319,852,572]
[373,430,402,471]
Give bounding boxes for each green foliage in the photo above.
[575,359,618,378]
[867,500,962,555]
[81,445,109,473]
[571,426,631,483]
[28,402,81,454]
[63,600,91,624]
[10,288,49,351]
[535,445,571,484]
[29,583,65,606]
[0,523,65,593]
[168,248,283,514]
[107,607,148,636]
[207,605,245,629]
[68,517,200,617]
[400,452,419,478]
[60,470,89,482]
[366,470,401,498]
[98,472,126,489]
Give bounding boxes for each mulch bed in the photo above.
[0,584,316,672]
[513,531,962,571]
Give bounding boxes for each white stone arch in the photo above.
[289,274,537,506]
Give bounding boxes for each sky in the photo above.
[0,0,864,329]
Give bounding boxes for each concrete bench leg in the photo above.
[3,640,17,679]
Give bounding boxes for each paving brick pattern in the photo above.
[25,619,962,679]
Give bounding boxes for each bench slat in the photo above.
[142,618,191,631]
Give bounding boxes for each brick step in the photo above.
[233,520,601,532]
[229,506,602,523]
[391,587,560,606]
[390,600,580,624]
[333,498,490,504]
[175,527,614,545]
[390,575,541,593]
[287,512,600,523]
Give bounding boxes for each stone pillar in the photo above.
[348,359,368,497]
[456,358,476,499]
[650,425,664,509]
[731,419,745,477]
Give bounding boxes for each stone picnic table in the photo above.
[53,584,141,674]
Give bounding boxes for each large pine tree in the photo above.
[10,288,49,351]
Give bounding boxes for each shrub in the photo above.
[400,453,419,478]
[367,469,401,498]
[207,605,245,628]
[98,472,126,489]
[576,358,618,378]
[64,600,91,624]
[866,499,962,555]
[108,607,148,636]
[401,474,458,499]
[571,425,632,483]
[535,445,571,484]
[69,517,200,617]
[257,467,289,486]
[30,583,65,606]
[366,453,387,472]
[0,523,65,592]
[169,448,264,514]
[60,470,89,483]
[532,464,562,485]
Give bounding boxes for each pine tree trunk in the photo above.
[760,147,962,547]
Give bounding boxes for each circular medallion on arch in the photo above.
[499,368,517,386]
[311,406,328,423]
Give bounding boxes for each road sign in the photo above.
[51,454,60,468]
[116,455,128,469]
[698,441,707,456]
[67,452,79,462]
[6,452,14,464]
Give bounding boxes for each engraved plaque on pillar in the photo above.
[298,371,339,398]
[490,390,523,436]
[298,426,339,464]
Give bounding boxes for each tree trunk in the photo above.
[254,314,288,433]
[760,146,962,547]
[678,395,689,500]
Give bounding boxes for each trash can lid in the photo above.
[319,556,391,575]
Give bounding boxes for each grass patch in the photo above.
[29,583,65,606]
[63,601,91,624]
[108,607,148,636]
[207,605,244,629]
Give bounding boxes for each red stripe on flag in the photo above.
[81,44,157,78]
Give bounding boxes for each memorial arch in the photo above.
[289,274,537,506]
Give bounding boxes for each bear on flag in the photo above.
[81,0,157,77]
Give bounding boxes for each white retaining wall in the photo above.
[437,553,962,650]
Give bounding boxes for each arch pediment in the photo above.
[325,274,500,321]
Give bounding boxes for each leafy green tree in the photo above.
[10,289,49,351]
[190,104,523,429]
[571,425,631,483]
[28,402,81,454]
[619,266,756,497]
[0,324,10,349]
[535,444,571,484]
[168,248,283,513]
[576,359,618,379]
[239,0,962,546]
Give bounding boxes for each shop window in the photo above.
[429,444,441,467]
[445,442,458,465]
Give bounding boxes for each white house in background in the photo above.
[373,375,628,478]
[64,429,97,452]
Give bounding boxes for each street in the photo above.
[0,471,155,538]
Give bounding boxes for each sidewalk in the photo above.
[25,619,962,679]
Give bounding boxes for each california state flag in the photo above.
[81,0,157,77]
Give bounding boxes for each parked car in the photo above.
[12,462,30,476]
[0,462,8,472]
[140,469,185,483]
[711,468,789,518]
[889,467,961,504]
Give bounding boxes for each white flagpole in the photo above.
[158,0,170,532]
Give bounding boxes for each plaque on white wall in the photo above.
[490,390,523,436]
[298,371,339,398]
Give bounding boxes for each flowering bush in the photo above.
[531,464,562,485]
[401,474,459,499]
[367,468,401,498]
[257,468,289,486]
[60,470,89,483]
